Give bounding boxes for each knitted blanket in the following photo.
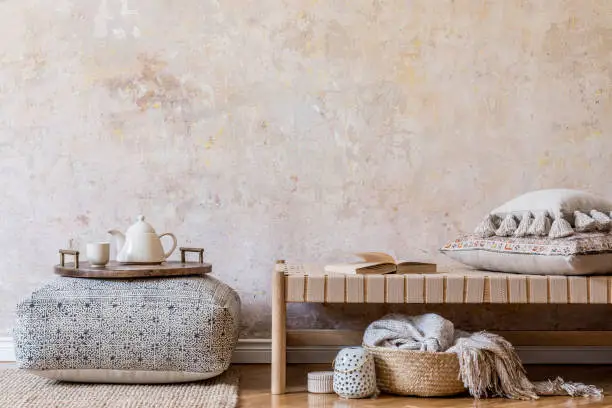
[363,313,602,400]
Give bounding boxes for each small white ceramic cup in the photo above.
[87,242,110,267]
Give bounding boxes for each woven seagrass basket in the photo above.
[364,345,467,397]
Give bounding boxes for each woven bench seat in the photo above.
[281,265,610,304]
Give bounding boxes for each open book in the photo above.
[324,252,437,275]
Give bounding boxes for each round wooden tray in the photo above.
[54,261,212,278]
[55,247,211,278]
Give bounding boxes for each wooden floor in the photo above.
[238,364,612,407]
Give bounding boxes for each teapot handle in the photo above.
[159,233,178,259]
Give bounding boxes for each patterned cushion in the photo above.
[13,276,240,383]
[440,233,612,275]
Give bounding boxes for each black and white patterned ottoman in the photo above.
[13,275,240,383]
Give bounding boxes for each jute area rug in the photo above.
[0,369,239,408]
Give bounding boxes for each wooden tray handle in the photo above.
[179,247,205,264]
[59,249,80,269]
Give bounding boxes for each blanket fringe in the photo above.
[453,331,538,400]
[533,377,603,398]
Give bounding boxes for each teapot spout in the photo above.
[108,229,126,251]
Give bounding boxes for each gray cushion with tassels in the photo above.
[441,189,612,275]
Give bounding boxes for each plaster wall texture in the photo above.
[1,0,612,338]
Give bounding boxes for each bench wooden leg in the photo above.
[271,261,286,394]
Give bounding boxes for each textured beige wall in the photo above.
[1,1,612,338]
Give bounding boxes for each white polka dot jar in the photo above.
[332,346,377,399]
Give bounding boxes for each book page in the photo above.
[354,252,396,264]
[324,262,397,274]
[324,262,368,274]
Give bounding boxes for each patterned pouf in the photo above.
[13,275,240,383]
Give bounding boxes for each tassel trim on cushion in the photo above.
[477,209,612,239]
[574,211,597,233]
[527,211,551,237]
[548,212,574,239]
[513,212,533,237]
[590,210,611,232]
[496,214,517,237]
[475,214,498,238]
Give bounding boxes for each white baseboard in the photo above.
[3,336,612,365]
[231,339,612,365]
[0,337,15,362]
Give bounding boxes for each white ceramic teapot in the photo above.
[108,215,177,264]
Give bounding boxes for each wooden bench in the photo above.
[271,260,612,394]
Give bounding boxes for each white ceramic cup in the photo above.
[87,242,110,267]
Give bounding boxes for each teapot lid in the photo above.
[126,215,156,234]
